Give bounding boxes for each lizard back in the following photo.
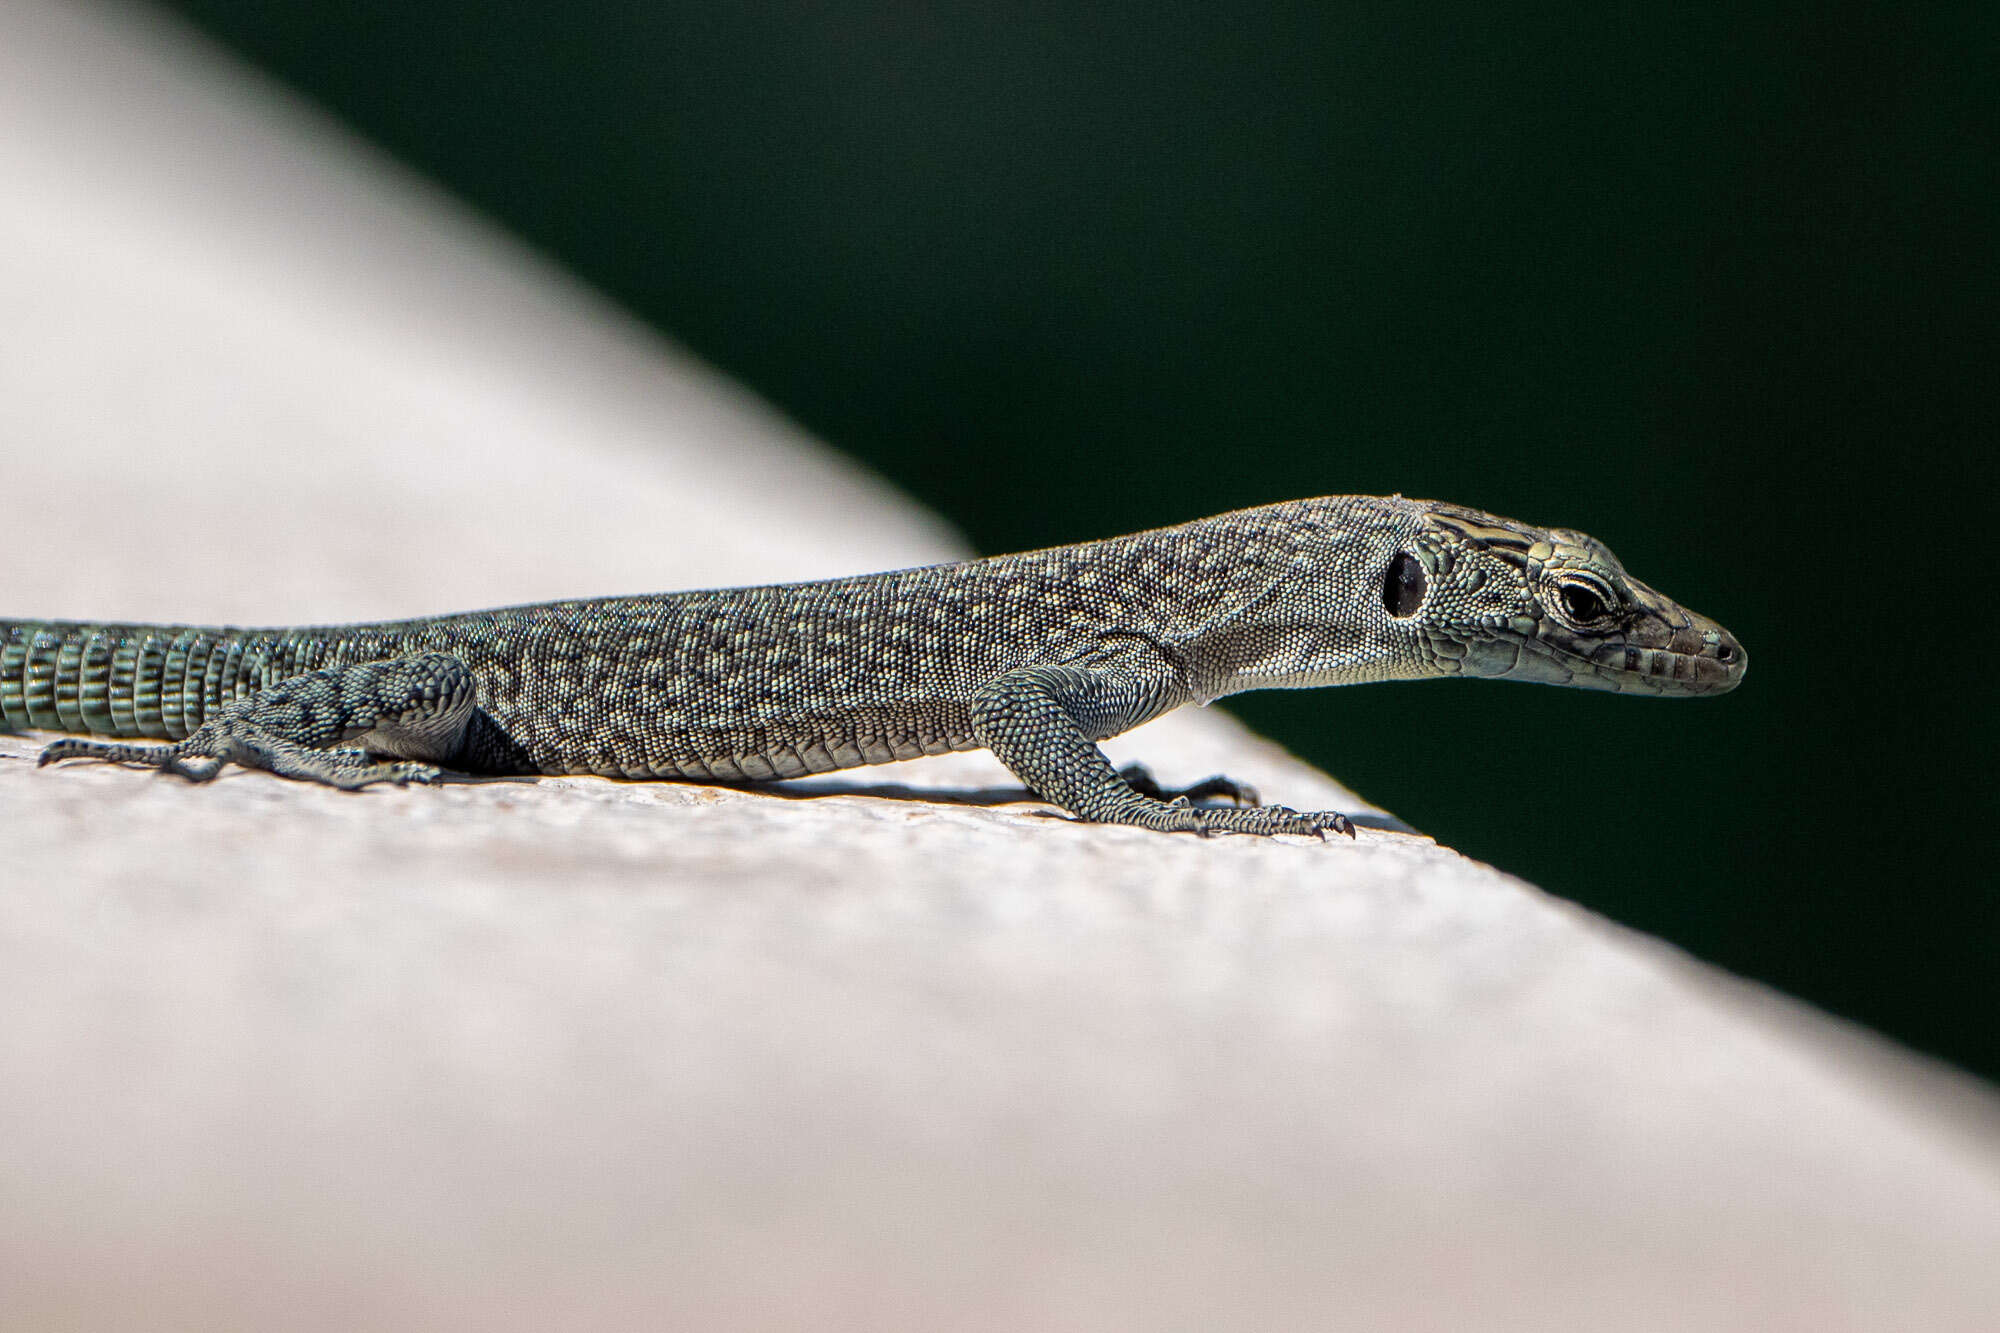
[2,502,1308,779]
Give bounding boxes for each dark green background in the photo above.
[161,2,1997,1078]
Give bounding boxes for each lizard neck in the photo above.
[1167,497,1448,702]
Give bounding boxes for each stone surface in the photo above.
[2,4,1998,1329]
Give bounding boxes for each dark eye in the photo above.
[1382,551,1426,618]
[1558,580,1613,624]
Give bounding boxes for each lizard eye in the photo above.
[1555,577,1616,625]
[1382,551,1427,618]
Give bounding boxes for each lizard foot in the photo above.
[1188,804,1354,839]
[41,732,442,789]
[38,737,179,770]
[1130,798,1354,839]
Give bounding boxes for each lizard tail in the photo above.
[0,618,266,741]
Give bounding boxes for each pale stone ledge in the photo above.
[2,3,1996,1329]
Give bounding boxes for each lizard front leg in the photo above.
[39,652,477,790]
[970,664,1353,838]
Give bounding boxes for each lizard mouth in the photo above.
[1582,640,1744,695]
[1507,637,1745,696]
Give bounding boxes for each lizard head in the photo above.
[1397,500,1746,696]
[1174,496,1744,701]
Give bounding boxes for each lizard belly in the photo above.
[481,693,982,781]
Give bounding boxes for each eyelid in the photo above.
[1558,576,1615,619]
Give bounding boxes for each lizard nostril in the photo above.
[1716,643,1735,663]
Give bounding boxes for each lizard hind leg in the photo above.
[41,651,478,791]
[183,728,449,790]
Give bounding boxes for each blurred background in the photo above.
[155,2,1995,1080]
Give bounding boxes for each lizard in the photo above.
[2,495,1744,837]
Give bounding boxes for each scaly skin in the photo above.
[4,496,1745,836]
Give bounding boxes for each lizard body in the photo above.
[3,495,1744,836]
